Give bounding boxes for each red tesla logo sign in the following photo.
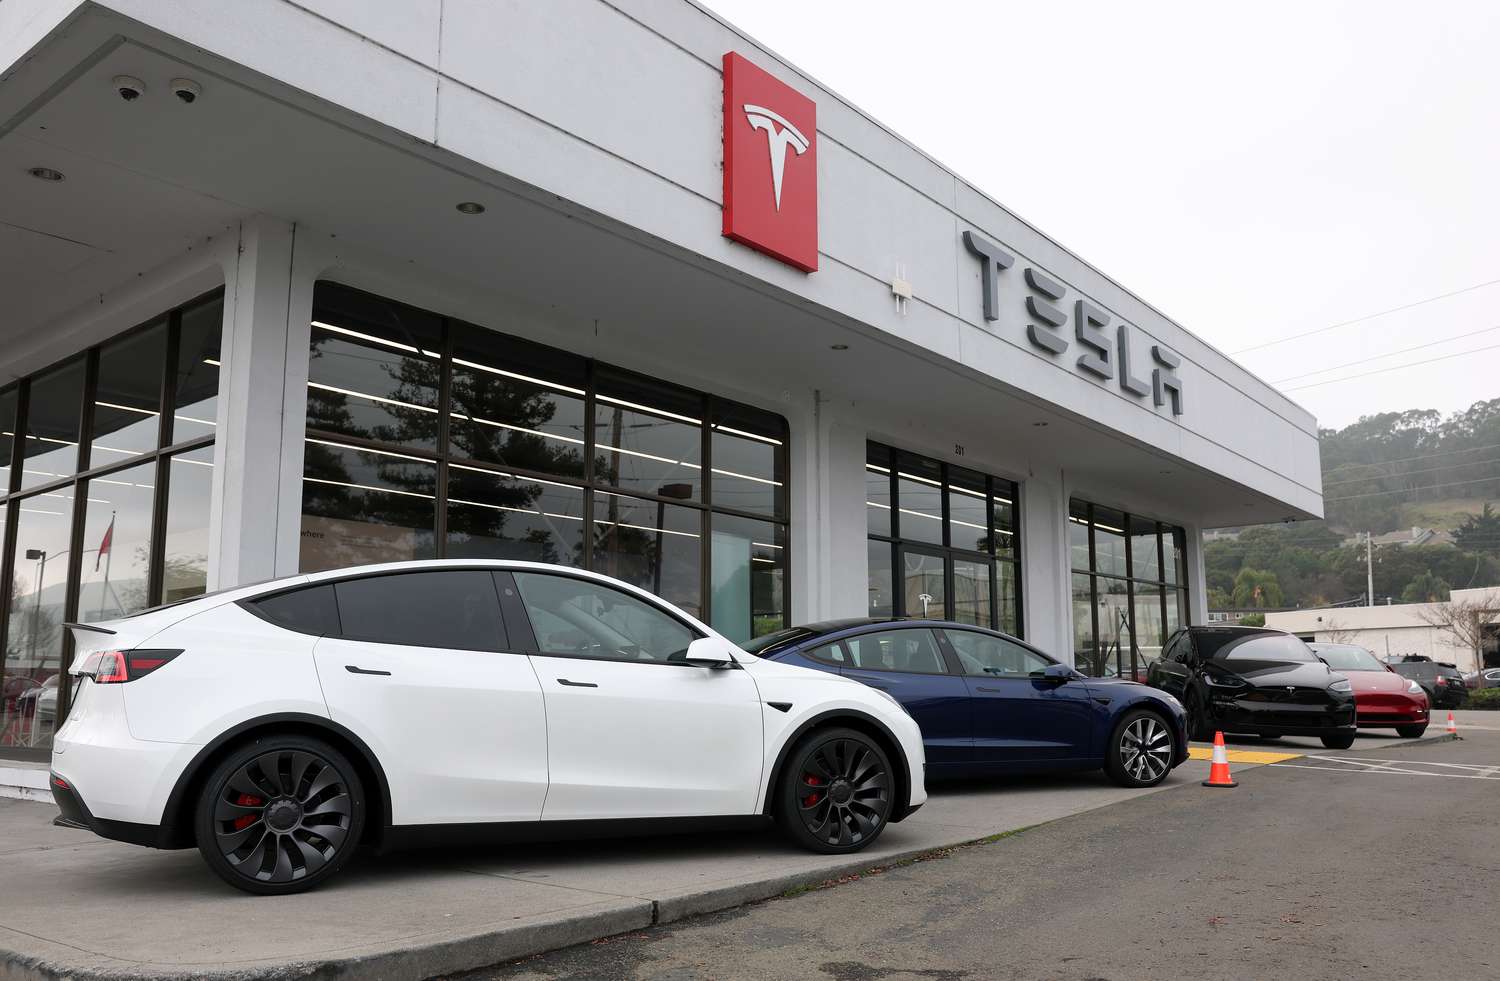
[722,52,818,272]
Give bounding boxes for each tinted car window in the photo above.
[334,571,506,651]
[742,626,816,656]
[513,572,696,663]
[805,641,847,665]
[944,630,1051,677]
[1311,644,1384,672]
[248,584,340,636]
[1215,634,1317,663]
[843,629,946,674]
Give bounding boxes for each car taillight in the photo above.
[1435,676,1447,686]
[78,649,183,683]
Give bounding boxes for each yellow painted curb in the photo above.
[1187,746,1303,764]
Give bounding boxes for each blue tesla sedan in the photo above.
[745,619,1189,787]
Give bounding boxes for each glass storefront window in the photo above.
[866,445,892,538]
[895,455,943,547]
[1069,498,1189,678]
[449,324,587,478]
[3,487,73,751]
[1092,506,1127,578]
[867,540,893,616]
[92,322,166,461]
[20,359,84,490]
[78,462,156,620]
[710,403,785,519]
[594,371,703,502]
[163,446,214,603]
[867,442,1022,637]
[0,290,224,757]
[951,556,991,627]
[173,296,222,444]
[297,282,790,641]
[446,464,585,566]
[710,513,786,644]
[300,440,437,572]
[593,491,701,617]
[306,284,443,451]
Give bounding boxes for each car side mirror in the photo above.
[681,637,735,669]
[1032,663,1071,684]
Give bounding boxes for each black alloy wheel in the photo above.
[1104,709,1176,788]
[195,735,364,895]
[777,727,892,854]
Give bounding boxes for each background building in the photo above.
[1267,587,1500,673]
[0,0,1321,759]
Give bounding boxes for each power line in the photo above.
[1323,454,1500,488]
[1282,342,1500,392]
[1232,276,1500,356]
[1272,323,1500,383]
[1324,442,1500,474]
[1325,474,1500,503]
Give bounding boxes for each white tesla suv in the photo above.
[50,560,926,894]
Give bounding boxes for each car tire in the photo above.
[1104,709,1176,788]
[194,734,365,895]
[1185,695,1212,742]
[1396,724,1428,738]
[1319,731,1356,750]
[775,727,893,855]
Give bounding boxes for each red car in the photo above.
[1310,643,1429,738]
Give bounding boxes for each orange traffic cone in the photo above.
[1201,731,1238,789]
[1446,711,1457,736]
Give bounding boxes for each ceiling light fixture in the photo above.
[455,201,485,215]
[1032,421,1049,428]
[830,343,848,350]
[27,167,64,182]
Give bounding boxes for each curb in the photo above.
[0,829,1033,981]
[1395,732,1460,748]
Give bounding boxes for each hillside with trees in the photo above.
[1206,399,1500,610]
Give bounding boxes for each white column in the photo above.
[208,217,297,589]
[1022,467,1071,661]
[1183,521,1208,626]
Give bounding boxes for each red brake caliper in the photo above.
[232,794,263,831]
[801,774,823,807]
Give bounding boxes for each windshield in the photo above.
[1312,645,1385,672]
[741,626,817,656]
[1214,634,1318,663]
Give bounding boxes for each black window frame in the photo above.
[299,281,791,642]
[0,288,224,758]
[865,442,1023,637]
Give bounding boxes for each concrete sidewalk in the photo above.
[0,764,1223,981]
[0,726,1444,981]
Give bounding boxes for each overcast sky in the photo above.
[701,0,1500,431]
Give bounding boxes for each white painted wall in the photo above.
[1267,588,1500,673]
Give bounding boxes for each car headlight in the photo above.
[872,687,911,717]
[1407,680,1424,695]
[1329,679,1353,693]
[1204,672,1247,689]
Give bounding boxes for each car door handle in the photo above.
[846,675,888,689]
[975,686,1005,693]
[344,665,391,676]
[557,678,598,688]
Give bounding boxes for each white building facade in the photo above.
[1267,588,1500,674]
[0,0,1322,758]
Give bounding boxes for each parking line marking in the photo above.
[1272,763,1498,780]
[1315,756,1500,772]
[1186,747,1302,764]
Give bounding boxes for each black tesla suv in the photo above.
[1147,626,1358,749]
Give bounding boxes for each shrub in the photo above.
[1467,688,1500,710]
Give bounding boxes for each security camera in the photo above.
[112,75,146,102]
[170,78,202,104]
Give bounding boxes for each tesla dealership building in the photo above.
[0,0,1322,760]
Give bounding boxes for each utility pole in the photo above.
[1366,531,1375,607]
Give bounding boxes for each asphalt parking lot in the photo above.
[0,722,1470,980]
[464,722,1497,981]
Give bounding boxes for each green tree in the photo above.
[1453,503,1500,556]
[1400,571,1451,603]
[1239,612,1266,627]
[1232,568,1284,608]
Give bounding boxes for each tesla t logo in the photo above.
[743,105,808,210]
[722,52,818,272]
